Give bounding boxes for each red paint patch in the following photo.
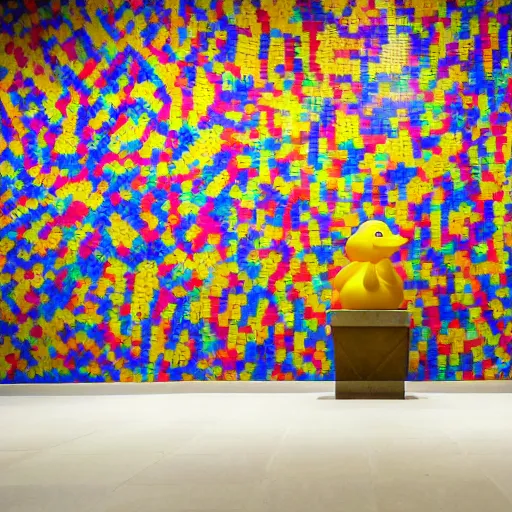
[24,0,38,12]
[131,176,146,190]
[141,193,154,212]
[30,326,43,338]
[120,304,131,316]
[79,59,97,80]
[13,47,28,68]
[30,26,44,50]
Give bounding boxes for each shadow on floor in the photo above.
[317,394,424,400]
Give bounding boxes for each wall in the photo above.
[0,0,511,383]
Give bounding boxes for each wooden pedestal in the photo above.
[331,310,410,399]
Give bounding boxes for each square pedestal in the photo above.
[331,310,410,399]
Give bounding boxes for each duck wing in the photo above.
[363,263,379,291]
[376,259,403,287]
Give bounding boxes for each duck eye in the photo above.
[375,231,383,237]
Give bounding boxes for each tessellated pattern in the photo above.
[0,0,511,383]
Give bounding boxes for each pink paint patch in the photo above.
[140,228,159,243]
[25,290,40,305]
[55,201,89,227]
[62,40,78,60]
[117,245,131,257]
[44,131,58,148]
[56,96,70,117]
[78,244,93,259]
[110,192,122,206]
[79,231,101,259]
[153,288,174,319]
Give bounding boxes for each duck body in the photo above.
[332,221,408,311]
[337,260,404,310]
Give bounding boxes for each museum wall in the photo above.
[0,0,511,383]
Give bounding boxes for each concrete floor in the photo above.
[1,390,512,512]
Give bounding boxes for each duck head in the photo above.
[345,221,408,263]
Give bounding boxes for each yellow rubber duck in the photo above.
[332,221,408,310]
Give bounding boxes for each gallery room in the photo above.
[0,0,511,510]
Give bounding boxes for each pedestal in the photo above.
[331,310,410,399]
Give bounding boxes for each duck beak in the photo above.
[373,235,408,248]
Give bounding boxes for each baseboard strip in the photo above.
[0,380,511,396]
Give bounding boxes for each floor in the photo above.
[1,390,512,512]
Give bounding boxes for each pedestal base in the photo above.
[331,310,410,400]
[335,381,405,400]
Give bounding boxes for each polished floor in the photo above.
[1,389,512,512]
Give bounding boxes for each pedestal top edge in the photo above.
[330,309,409,313]
[330,309,410,327]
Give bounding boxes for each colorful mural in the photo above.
[0,0,511,383]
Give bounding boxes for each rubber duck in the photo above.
[331,220,408,310]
